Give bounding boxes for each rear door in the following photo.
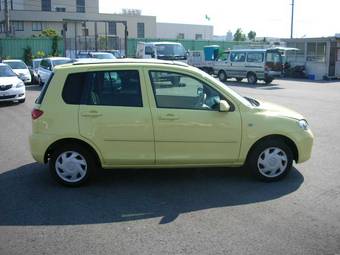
[266,50,283,72]
[78,68,155,166]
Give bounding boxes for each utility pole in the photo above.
[290,0,295,38]
[4,0,10,37]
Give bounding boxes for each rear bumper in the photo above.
[265,71,282,79]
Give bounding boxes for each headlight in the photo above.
[16,81,24,88]
[298,119,309,130]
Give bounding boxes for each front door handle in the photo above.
[81,110,103,117]
[159,113,179,120]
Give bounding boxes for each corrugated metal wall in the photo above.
[0,38,64,59]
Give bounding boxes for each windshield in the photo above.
[52,59,72,66]
[92,53,115,59]
[0,66,17,77]
[5,61,27,69]
[156,44,186,57]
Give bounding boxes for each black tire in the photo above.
[49,144,96,187]
[264,78,273,84]
[218,71,227,82]
[18,99,25,103]
[247,73,257,84]
[236,77,243,82]
[246,139,293,182]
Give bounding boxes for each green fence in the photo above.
[0,37,268,60]
[0,38,64,60]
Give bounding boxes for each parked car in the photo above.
[30,59,314,186]
[0,63,25,103]
[77,51,116,60]
[3,59,31,84]
[213,49,283,84]
[37,57,72,85]
[136,42,188,62]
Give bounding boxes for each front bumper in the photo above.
[0,87,25,102]
[295,129,314,164]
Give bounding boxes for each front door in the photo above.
[79,69,155,166]
[145,69,242,164]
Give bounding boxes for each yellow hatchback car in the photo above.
[29,59,313,186]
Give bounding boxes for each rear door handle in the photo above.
[81,110,103,117]
[159,113,179,120]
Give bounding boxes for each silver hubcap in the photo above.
[55,151,87,183]
[219,72,226,80]
[257,147,288,178]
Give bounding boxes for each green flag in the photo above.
[205,14,211,21]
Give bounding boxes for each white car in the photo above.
[3,60,31,84]
[37,57,72,85]
[0,63,25,103]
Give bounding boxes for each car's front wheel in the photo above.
[49,145,95,186]
[247,139,293,181]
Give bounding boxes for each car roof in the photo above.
[3,59,24,62]
[226,48,279,53]
[44,57,71,60]
[69,58,189,67]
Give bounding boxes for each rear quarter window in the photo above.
[62,73,86,105]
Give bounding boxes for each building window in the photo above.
[137,23,145,38]
[108,22,116,35]
[10,0,13,10]
[55,7,66,12]
[32,22,42,31]
[12,21,24,31]
[286,42,306,63]
[42,0,51,11]
[195,34,203,40]
[307,42,326,62]
[76,0,85,13]
[177,33,184,40]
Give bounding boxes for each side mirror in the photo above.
[219,100,231,112]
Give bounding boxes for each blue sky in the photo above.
[100,0,338,38]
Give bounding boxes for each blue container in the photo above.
[308,74,315,80]
[203,45,220,61]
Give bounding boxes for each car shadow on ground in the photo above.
[25,85,42,91]
[0,163,304,226]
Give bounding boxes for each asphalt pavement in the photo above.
[0,79,339,255]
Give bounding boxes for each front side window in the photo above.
[218,52,230,61]
[247,52,264,63]
[230,52,246,62]
[149,71,222,111]
[84,70,142,107]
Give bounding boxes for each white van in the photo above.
[136,42,187,62]
[213,49,283,84]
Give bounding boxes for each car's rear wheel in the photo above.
[218,71,227,82]
[247,139,293,181]
[49,145,95,186]
[247,73,257,84]
[38,76,44,86]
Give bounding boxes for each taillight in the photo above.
[31,109,44,120]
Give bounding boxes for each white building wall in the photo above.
[157,22,213,40]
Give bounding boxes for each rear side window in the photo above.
[83,70,143,107]
[35,73,54,104]
[247,52,264,63]
[62,73,86,105]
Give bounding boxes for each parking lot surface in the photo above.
[0,79,339,255]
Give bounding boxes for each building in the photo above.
[0,0,156,40]
[283,36,340,80]
[157,22,213,40]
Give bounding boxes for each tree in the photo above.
[40,28,60,38]
[23,46,33,66]
[248,30,256,41]
[233,28,246,41]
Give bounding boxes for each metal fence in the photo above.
[0,38,64,60]
[0,37,269,60]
